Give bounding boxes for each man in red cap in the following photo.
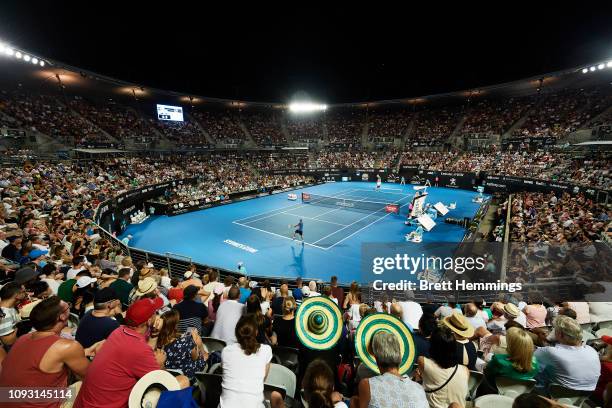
[74,298,186,408]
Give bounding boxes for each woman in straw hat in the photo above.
[416,325,469,408]
[441,311,478,370]
[352,331,428,408]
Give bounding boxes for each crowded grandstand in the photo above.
[0,17,611,408]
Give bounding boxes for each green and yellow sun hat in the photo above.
[354,313,416,375]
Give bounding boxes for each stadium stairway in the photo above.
[237,119,257,148]
[587,104,612,128]
[502,95,548,139]
[186,113,216,145]
[279,117,292,143]
[64,101,120,144]
[402,112,418,144]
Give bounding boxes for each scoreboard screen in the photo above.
[156,104,184,122]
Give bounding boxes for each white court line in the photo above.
[310,194,382,220]
[311,210,382,245]
[232,221,328,250]
[326,201,412,249]
[283,212,349,227]
[236,188,360,224]
[311,193,414,246]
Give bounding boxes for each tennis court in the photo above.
[120,182,487,283]
[233,188,413,250]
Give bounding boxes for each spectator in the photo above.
[464,302,486,330]
[534,315,600,392]
[343,281,360,310]
[211,285,245,344]
[441,311,477,370]
[74,298,186,408]
[303,359,348,408]
[66,256,86,280]
[353,331,428,408]
[523,294,548,329]
[173,285,208,335]
[417,325,469,408]
[594,335,612,405]
[330,276,344,308]
[238,276,251,303]
[414,313,436,359]
[271,281,289,315]
[75,287,121,348]
[246,294,274,345]
[109,268,133,309]
[0,296,101,404]
[157,309,208,380]
[272,296,298,348]
[19,280,52,319]
[293,277,304,303]
[483,327,539,391]
[0,282,26,348]
[504,303,527,328]
[167,277,184,303]
[219,314,282,408]
[397,292,423,330]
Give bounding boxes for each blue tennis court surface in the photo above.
[120,182,486,283]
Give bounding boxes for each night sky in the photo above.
[1,2,611,103]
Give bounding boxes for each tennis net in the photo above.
[301,192,400,214]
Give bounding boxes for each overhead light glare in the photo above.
[289,102,327,113]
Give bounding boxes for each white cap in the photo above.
[184,271,199,279]
[76,276,97,288]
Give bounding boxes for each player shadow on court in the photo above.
[286,244,305,276]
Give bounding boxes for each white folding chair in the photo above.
[265,363,296,404]
[495,377,536,398]
[474,394,514,408]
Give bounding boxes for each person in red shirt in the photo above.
[167,277,184,304]
[594,335,612,405]
[74,298,188,408]
[0,296,101,408]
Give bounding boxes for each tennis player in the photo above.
[376,174,382,191]
[292,218,304,244]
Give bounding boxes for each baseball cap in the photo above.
[126,298,163,326]
[602,335,612,346]
[94,287,118,304]
[29,249,49,260]
[76,276,97,288]
[14,267,39,284]
[184,271,199,279]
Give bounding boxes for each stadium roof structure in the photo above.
[1,46,612,109]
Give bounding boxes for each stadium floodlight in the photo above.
[4,47,14,57]
[289,102,328,113]
[15,51,22,59]
[582,68,589,74]
[608,61,612,68]
[0,43,4,53]
[39,60,45,67]
[589,66,596,72]
[31,57,38,65]
[598,63,605,70]
[23,54,30,62]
